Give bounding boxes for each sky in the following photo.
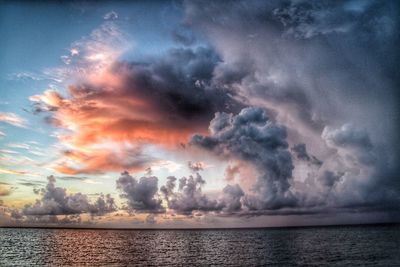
[0,0,399,228]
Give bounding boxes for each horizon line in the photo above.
[1,222,399,231]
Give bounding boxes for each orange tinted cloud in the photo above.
[32,80,207,174]
[31,33,239,174]
[54,147,154,175]
[0,168,39,177]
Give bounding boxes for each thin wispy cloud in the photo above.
[0,168,39,177]
[0,112,27,128]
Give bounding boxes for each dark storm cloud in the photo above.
[171,27,196,46]
[291,144,310,161]
[322,124,373,151]
[184,0,400,138]
[22,176,116,216]
[114,46,242,127]
[116,171,164,213]
[184,0,400,216]
[319,171,344,188]
[291,143,322,166]
[192,107,297,210]
[320,125,400,211]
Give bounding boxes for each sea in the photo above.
[0,224,399,266]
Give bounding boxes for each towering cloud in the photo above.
[184,0,400,216]
[192,107,297,210]
[116,171,164,213]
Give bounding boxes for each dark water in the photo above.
[0,224,399,266]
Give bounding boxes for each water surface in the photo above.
[1,224,399,266]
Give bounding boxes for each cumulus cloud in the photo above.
[116,171,164,213]
[22,175,116,216]
[218,184,244,212]
[159,173,246,215]
[192,107,297,210]
[160,173,217,214]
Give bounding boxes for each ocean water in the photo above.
[0,224,399,266]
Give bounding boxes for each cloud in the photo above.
[145,213,157,224]
[224,164,240,181]
[116,171,164,213]
[273,1,358,39]
[22,176,116,216]
[0,112,27,128]
[184,0,399,151]
[161,173,219,215]
[103,11,118,20]
[319,170,344,188]
[17,179,46,187]
[192,107,297,210]
[187,161,205,172]
[0,184,12,196]
[318,124,400,210]
[55,176,88,181]
[322,124,373,151]
[219,184,244,212]
[160,173,247,215]
[19,0,400,223]
[171,27,196,46]
[53,146,156,175]
[184,0,400,217]
[0,168,39,177]
[291,143,322,166]
[31,45,242,174]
